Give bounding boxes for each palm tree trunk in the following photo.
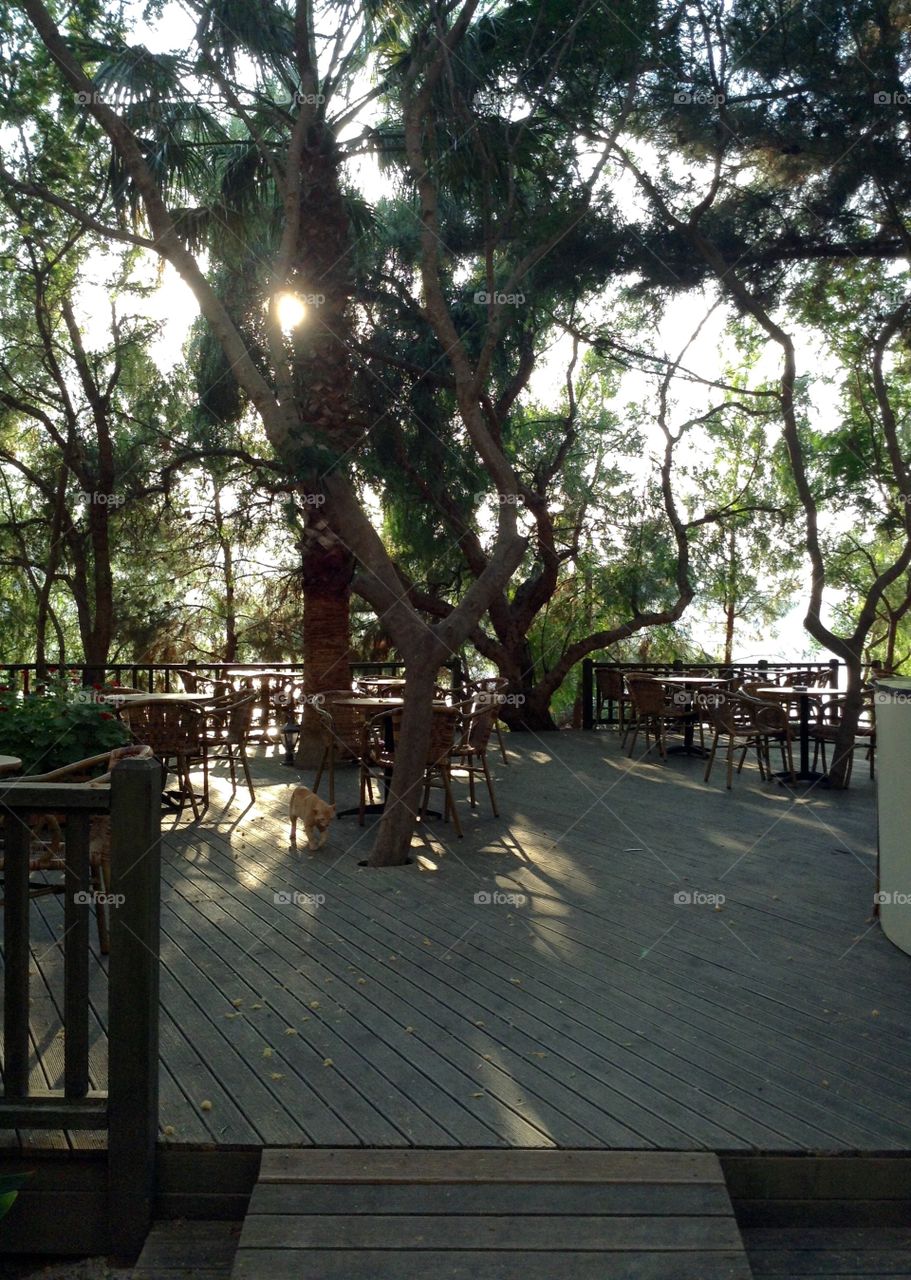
[294,521,354,766]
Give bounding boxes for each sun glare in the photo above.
[275,292,307,331]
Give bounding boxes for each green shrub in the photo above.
[0,680,129,774]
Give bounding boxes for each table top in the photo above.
[355,677,408,687]
[335,697,451,710]
[757,685,830,697]
[660,676,727,685]
[229,670,301,681]
[104,691,213,705]
[0,755,22,773]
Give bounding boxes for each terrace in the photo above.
[17,731,899,1154]
[2,660,910,1280]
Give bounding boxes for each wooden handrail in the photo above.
[0,756,161,1257]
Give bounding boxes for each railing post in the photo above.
[2,820,32,1098]
[107,758,161,1259]
[582,659,594,730]
[829,658,839,688]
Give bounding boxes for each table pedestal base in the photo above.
[773,769,829,786]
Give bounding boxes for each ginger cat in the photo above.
[289,785,336,850]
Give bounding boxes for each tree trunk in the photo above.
[723,600,736,666]
[294,520,355,767]
[491,640,557,731]
[828,655,863,789]
[368,660,438,867]
[723,524,738,665]
[213,486,238,661]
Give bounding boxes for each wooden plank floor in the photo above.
[231,1149,754,1278]
[3,728,911,1152]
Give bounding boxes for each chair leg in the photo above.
[495,721,509,766]
[704,733,719,782]
[726,737,735,790]
[240,746,255,800]
[441,765,463,837]
[467,754,477,807]
[482,756,499,817]
[628,716,641,757]
[358,764,367,826]
[180,754,201,820]
[328,744,336,806]
[313,747,328,795]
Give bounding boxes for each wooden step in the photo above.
[232,1149,754,1279]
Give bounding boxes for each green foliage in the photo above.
[0,1171,30,1222]
[0,680,128,773]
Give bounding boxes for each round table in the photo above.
[0,755,22,775]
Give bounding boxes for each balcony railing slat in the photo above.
[2,817,32,1099]
[63,811,92,1098]
[107,757,162,1257]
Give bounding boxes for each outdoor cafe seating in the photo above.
[606,663,874,789]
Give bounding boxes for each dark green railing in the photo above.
[0,757,161,1257]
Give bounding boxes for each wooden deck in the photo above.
[4,728,911,1154]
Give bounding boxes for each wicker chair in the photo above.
[203,693,257,800]
[443,703,500,821]
[312,692,371,804]
[812,695,876,783]
[741,694,796,783]
[462,677,509,765]
[625,678,690,759]
[177,669,234,699]
[595,668,630,738]
[120,700,207,818]
[0,744,154,953]
[703,694,766,789]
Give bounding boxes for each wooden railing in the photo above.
[581,658,841,729]
[1,657,465,695]
[0,757,162,1257]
